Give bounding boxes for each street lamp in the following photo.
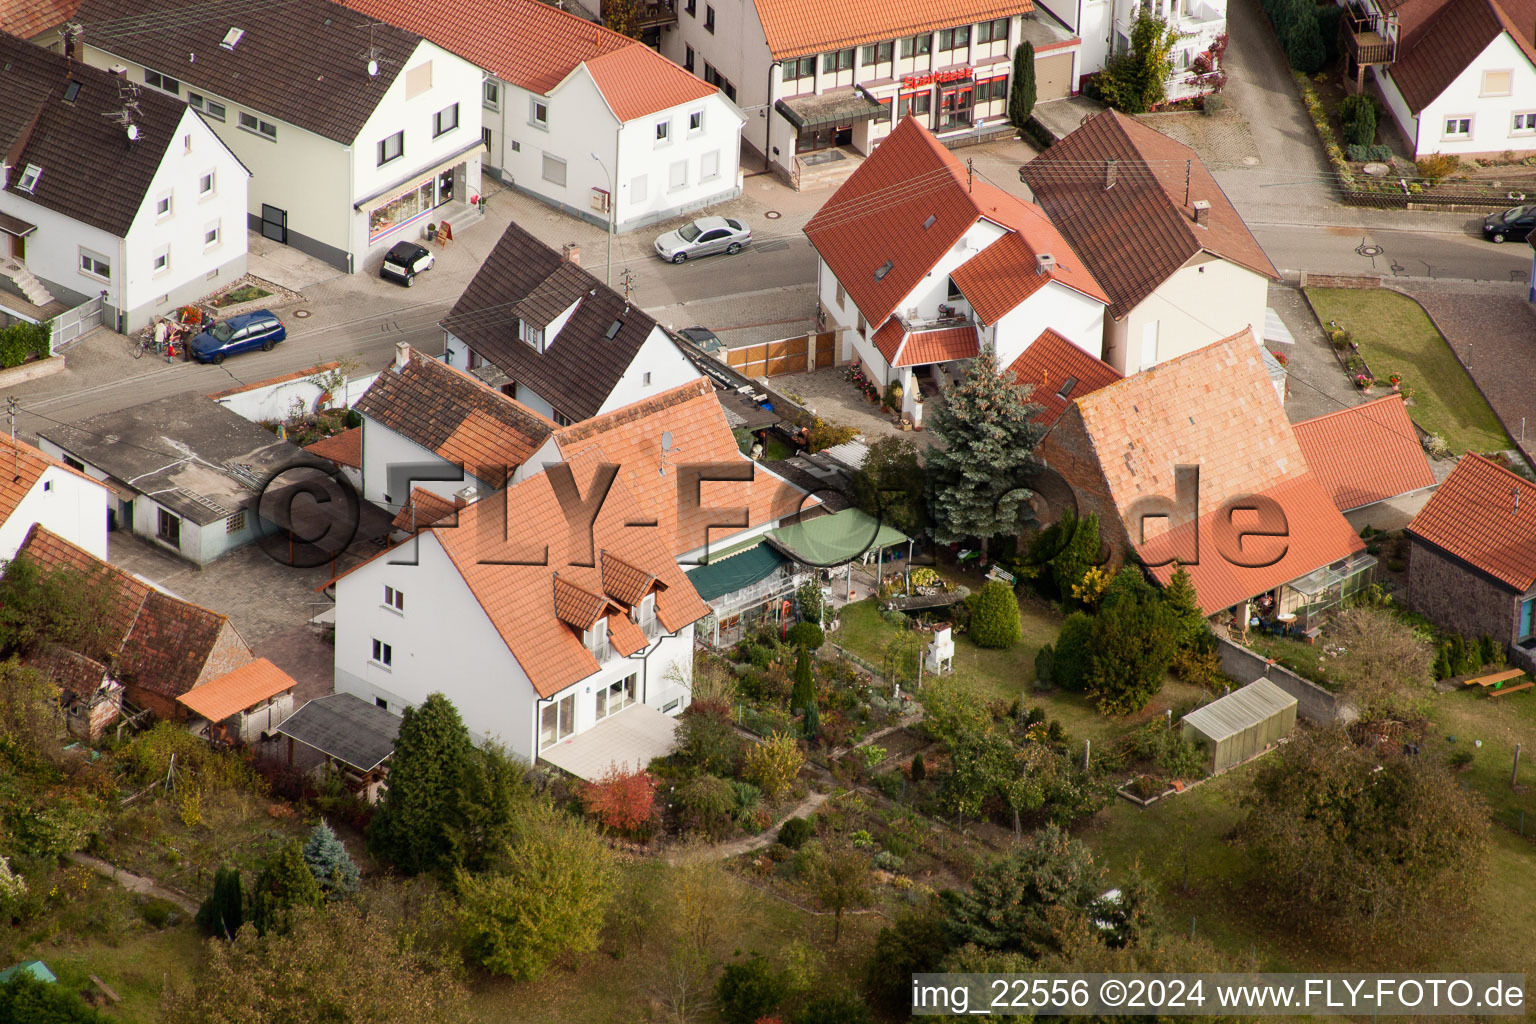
[590,152,613,287]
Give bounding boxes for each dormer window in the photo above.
[16,165,41,193]
[518,319,545,351]
[634,593,658,638]
[583,617,611,661]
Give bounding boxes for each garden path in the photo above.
[68,851,199,914]
[703,791,828,861]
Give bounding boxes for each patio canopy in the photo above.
[275,693,399,772]
[765,508,909,567]
[539,703,680,780]
[686,538,787,602]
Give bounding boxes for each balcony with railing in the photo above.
[633,0,678,28]
[1343,11,1395,66]
[896,304,975,333]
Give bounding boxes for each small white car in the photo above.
[654,217,751,263]
[379,241,435,286]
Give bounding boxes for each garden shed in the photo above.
[1181,679,1297,774]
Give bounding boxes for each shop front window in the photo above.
[368,179,441,242]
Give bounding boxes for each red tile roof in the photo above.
[551,378,810,556]
[872,318,907,364]
[177,658,297,723]
[1022,110,1279,320]
[554,576,613,630]
[756,0,1033,59]
[950,183,1109,319]
[1390,0,1536,112]
[304,427,362,470]
[390,487,459,533]
[1044,329,1363,613]
[1006,328,1122,427]
[895,325,980,366]
[601,550,657,606]
[1293,395,1437,512]
[343,0,715,117]
[1407,453,1536,591]
[427,465,711,697]
[583,45,718,121]
[806,116,1101,331]
[13,525,253,700]
[0,0,78,38]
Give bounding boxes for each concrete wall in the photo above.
[1214,634,1351,725]
[0,466,110,562]
[1406,538,1529,653]
[213,368,379,423]
[1409,34,1536,159]
[1104,254,1268,375]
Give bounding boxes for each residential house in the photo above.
[530,377,814,644]
[661,0,1081,184]
[1005,327,1122,428]
[1021,110,1280,377]
[352,342,556,514]
[12,524,256,721]
[344,0,745,233]
[38,394,323,565]
[0,432,110,562]
[442,224,704,424]
[332,461,710,767]
[177,657,298,746]
[28,645,123,739]
[1338,0,1536,158]
[1,32,249,332]
[1405,453,1536,671]
[1036,0,1228,101]
[1292,394,1437,527]
[74,0,486,272]
[1037,329,1374,628]
[806,116,1109,419]
[304,427,363,495]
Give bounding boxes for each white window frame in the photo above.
[531,97,549,128]
[642,371,653,385]
[204,220,221,249]
[370,638,393,668]
[542,153,566,186]
[155,192,172,219]
[656,119,671,144]
[238,112,277,140]
[433,102,460,138]
[1443,115,1473,139]
[16,164,41,193]
[383,584,404,612]
[152,245,170,276]
[1513,111,1536,135]
[482,79,500,110]
[79,249,110,281]
[199,170,216,197]
[144,69,180,95]
[688,110,704,134]
[188,92,227,120]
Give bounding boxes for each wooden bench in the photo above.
[985,565,1016,587]
[1465,668,1525,688]
[1487,680,1534,698]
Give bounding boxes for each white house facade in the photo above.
[74,0,485,272]
[1104,250,1270,374]
[1,33,249,332]
[0,438,111,563]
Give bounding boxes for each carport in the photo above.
[1181,679,1297,774]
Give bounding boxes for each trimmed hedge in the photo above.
[969,579,1022,649]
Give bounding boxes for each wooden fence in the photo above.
[726,332,835,377]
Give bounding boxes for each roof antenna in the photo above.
[1516,485,1522,513]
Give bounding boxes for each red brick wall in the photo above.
[194,622,257,688]
[1407,538,1522,649]
[1038,411,1133,562]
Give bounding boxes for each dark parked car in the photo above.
[189,310,285,364]
[379,240,435,285]
[1483,204,1536,243]
[676,326,724,355]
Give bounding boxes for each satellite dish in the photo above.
[126,123,139,141]
[661,431,674,451]
[366,58,379,77]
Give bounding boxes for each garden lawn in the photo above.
[1305,288,1512,454]
[832,598,1210,744]
[1421,682,1536,834]
[42,924,206,1022]
[1081,759,1536,973]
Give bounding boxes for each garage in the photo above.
[1034,51,1074,101]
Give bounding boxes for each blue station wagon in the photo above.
[189,311,286,364]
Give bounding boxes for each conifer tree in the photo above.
[303,819,360,897]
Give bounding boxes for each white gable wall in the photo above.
[1408,34,1536,157]
[359,415,486,513]
[0,467,110,562]
[990,279,1107,368]
[610,83,744,232]
[597,327,706,412]
[1103,253,1267,375]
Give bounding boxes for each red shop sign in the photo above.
[901,66,972,88]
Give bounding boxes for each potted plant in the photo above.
[425,223,438,242]
[1353,373,1374,392]
[1387,372,1402,391]
[885,381,903,411]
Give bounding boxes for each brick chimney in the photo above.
[1192,199,1211,227]
[394,340,410,371]
[562,243,581,265]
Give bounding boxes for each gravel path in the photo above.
[68,852,199,914]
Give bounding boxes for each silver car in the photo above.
[654,216,751,263]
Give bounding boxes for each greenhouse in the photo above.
[1181,679,1297,774]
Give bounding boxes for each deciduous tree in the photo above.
[744,731,804,802]
[925,351,1046,562]
[580,764,658,832]
[848,435,928,536]
[1093,9,1179,112]
[805,840,871,944]
[1326,606,1433,719]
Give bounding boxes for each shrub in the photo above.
[1337,94,1377,146]
[873,849,904,872]
[196,865,245,939]
[677,774,737,839]
[777,815,815,849]
[676,703,743,774]
[1346,143,1393,162]
[792,993,874,1024]
[1033,644,1055,687]
[1415,152,1459,182]
[302,820,361,896]
[1432,644,1452,680]
[1053,612,1095,691]
[797,580,825,626]
[1478,634,1504,668]
[579,764,658,833]
[717,955,787,1024]
[744,732,805,802]
[0,321,48,369]
[910,752,926,782]
[969,580,1022,649]
[785,621,824,651]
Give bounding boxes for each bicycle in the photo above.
[131,334,168,359]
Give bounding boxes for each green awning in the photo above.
[686,540,787,602]
[765,508,909,567]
